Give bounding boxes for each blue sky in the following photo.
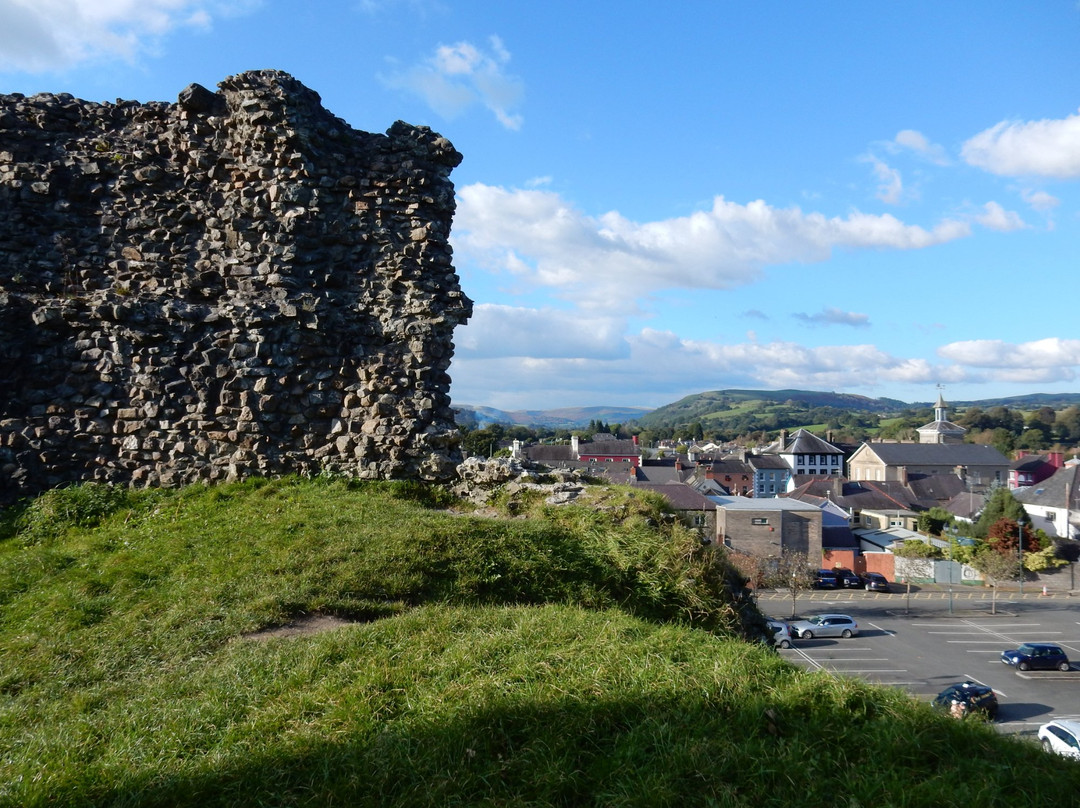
[3,1,1080,411]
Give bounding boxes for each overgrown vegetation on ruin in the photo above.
[1,478,1076,806]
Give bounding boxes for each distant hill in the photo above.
[455,404,653,429]
[456,389,1080,431]
[634,389,906,428]
[949,393,1080,410]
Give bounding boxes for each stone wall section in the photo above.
[0,70,472,503]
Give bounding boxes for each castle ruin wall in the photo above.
[0,70,472,503]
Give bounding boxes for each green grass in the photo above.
[1,478,1077,806]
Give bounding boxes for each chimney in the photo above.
[675,458,683,471]
[571,435,580,457]
[779,429,788,449]
[1050,451,1064,469]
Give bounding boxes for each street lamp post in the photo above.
[1018,522,1024,596]
[945,526,955,615]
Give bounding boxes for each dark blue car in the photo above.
[1001,643,1070,672]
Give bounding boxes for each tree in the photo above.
[986,517,1040,557]
[892,539,940,611]
[968,546,1022,614]
[973,487,1028,538]
[761,552,817,619]
[916,507,953,537]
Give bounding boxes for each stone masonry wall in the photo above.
[0,70,472,503]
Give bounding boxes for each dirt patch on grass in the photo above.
[242,614,357,641]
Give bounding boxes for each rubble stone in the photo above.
[0,70,472,504]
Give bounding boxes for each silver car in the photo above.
[767,619,792,649]
[788,614,859,640]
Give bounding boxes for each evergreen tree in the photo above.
[973,487,1027,538]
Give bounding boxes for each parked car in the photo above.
[932,681,998,720]
[833,568,864,588]
[813,569,839,589]
[1038,719,1080,759]
[1000,643,1071,672]
[860,572,892,592]
[788,614,858,639]
[767,619,792,649]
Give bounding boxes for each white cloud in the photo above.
[892,129,950,165]
[1021,189,1059,212]
[0,0,256,72]
[961,110,1080,178]
[452,184,971,313]
[869,157,903,204]
[456,304,629,360]
[383,35,524,130]
[450,324,1080,410]
[937,337,1080,369]
[450,324,952,410]
[975,201,1027,232]
[792,308,871,328]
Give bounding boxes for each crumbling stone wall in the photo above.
[0,70,472,503]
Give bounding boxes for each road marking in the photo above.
[866,622,894,635]
[964,674,1006,698]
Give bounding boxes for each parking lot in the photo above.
[759,591,1080,738]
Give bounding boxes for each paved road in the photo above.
[758,591,1080,740]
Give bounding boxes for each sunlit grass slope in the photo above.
[1,477,1076,806]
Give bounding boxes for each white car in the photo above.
[788,614,859,640]
[1038,719,1080,760]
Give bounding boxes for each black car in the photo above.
[932,682,999,720]
[833,568,864,588]
[813,569,839,589]
[861,572,892,592]
[1001,643,1071,672]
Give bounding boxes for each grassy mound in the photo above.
[1,478,1076,806]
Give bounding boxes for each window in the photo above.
[1047,512,1056,522]
[751,517,769,525]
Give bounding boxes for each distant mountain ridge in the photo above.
[456,405,653,429]
[456,389,1080,429]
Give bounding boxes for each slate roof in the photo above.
[822,524,858,550]
[635,465,692,484]
[633,482,716,511]
[1014,465,1080,508]
[526,445,575,463]
[943,491,985,521]
[746,455,791,470]
[784,477,951,512]
[905,473,966,503]
[707,459,754,476]
[577,438,640,457]
[1011,455,1052,472]
[782,429,843,455]
[860,442,1009,466]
